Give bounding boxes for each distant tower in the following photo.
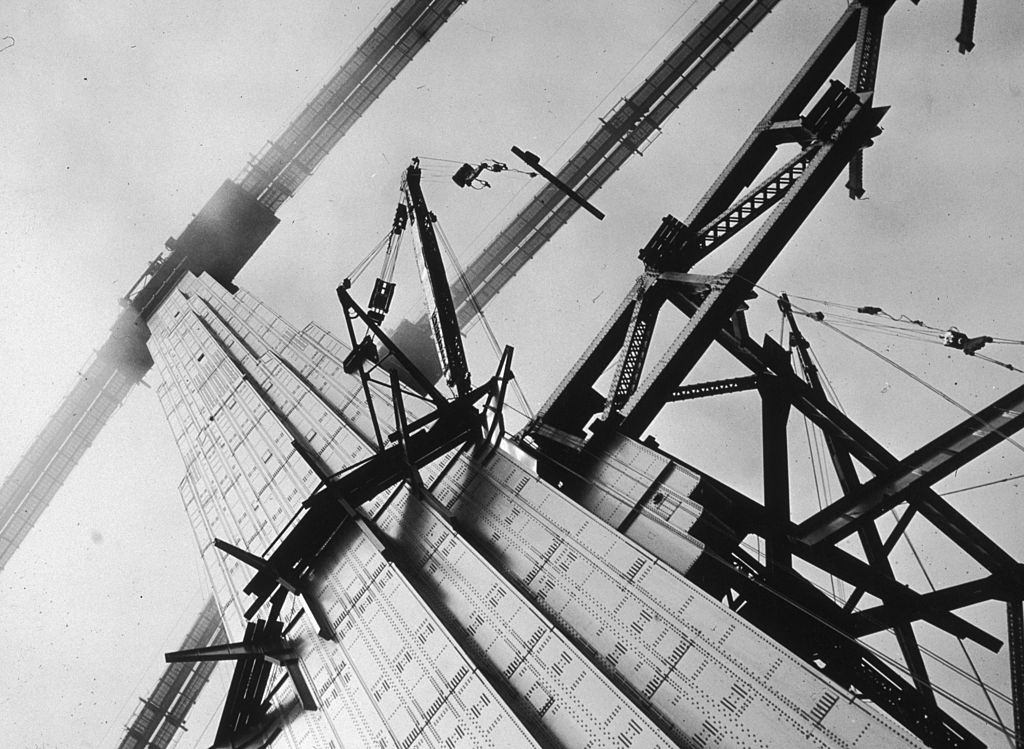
[118,597,225,749]
[0,0,469,575]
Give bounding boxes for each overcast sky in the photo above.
[1,1,1023,746]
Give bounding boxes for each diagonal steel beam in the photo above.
[850,575,1010,637]
[536,277,644,435]
[781,295,934,699]
[619,95,886,437]
[797,383,1024,546]
[605,284,667,414]
[673,287,1022,579]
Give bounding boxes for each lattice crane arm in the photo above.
[403,160,472,397]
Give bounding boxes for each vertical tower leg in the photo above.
[761,379,791,578]
[1009,598,1024,748]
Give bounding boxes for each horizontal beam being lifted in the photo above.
[797,383,1024,547]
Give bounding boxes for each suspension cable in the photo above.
[941,472,1024,497]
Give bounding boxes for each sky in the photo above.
[1,1,1023,747]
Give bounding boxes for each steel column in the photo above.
[845,2,885,198]
[674,289,1021,577]
[761,377,792,576]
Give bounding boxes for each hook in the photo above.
[1,36,14,53]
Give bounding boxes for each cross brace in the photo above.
[850,575,1011,636]
[797,383,1024,547]
[673,288,1021,580]
[619,95,886,437]
[670,375,759,401]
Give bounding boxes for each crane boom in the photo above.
[404,161,472,396]
[391,0,782,372]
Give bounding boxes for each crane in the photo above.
[391,0,785,377]
[402,159,472,397]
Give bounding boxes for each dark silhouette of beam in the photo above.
[797,383,1024,546]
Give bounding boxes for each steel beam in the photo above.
[850,575,1009,636]
[673,288,1021,578]
[605,285,665,413]
[845,1,885,198]
[670,375,759,401]
[166,639,290,664]
[957,0,977,54]
[797,383,1024,546]
[619,95,886,437]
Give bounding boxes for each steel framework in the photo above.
[523,2,1023,746]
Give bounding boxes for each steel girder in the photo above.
[673,290,1021,581]
[1009,598,1024,746]
[533,2,892,443]
[845,1,885,197]
[849,576,1010,637]
[796,383,1024,546]
[617,93,885,437]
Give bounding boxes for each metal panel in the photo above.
[151,274,539,748]
[148,273,924,747]
[423,444,923,747]
[368,484,676,747]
